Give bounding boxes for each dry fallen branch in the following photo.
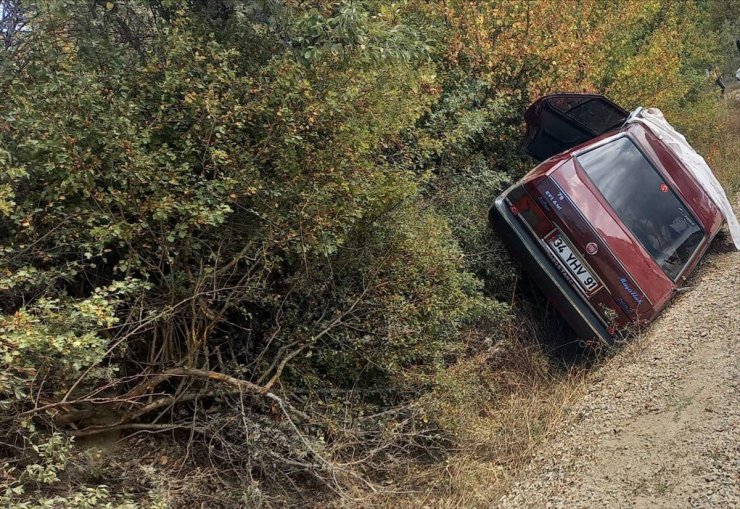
[64,367,312,438]
[70,422,210,438]
[150,367,311,421]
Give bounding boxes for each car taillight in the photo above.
[507,186,552,237]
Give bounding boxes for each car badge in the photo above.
[586,242,598,255]
[659,183,669,193]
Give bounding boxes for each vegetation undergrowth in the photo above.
[0,1,737,507]
[708,90,740,195]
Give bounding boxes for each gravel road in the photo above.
[499,233,739,508]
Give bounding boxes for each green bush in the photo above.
[0,4,497,498]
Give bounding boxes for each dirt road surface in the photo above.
[499,234,739,508]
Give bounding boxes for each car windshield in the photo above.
[577,137,704,280]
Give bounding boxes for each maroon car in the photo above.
[489,94,724,345]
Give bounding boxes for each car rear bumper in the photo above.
[489,191,614,346]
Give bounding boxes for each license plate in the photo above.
[547,234,600,293]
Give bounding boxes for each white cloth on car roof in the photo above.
[626,107,740,250]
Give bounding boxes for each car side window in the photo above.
[566,100,628,134]
[548,95,589,113]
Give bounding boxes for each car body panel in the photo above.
[535,171,659,321]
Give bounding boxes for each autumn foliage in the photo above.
[0,0,731,506]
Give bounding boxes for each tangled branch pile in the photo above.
[0,0,733,507]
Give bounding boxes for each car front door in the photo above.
[523,93,629,161]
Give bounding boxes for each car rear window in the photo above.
[577,137,704,280]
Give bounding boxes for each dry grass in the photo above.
[708,86,740,195]
[397,377,585,509]
[353,309,590,509]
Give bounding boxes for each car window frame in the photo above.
[524,94,629,161]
